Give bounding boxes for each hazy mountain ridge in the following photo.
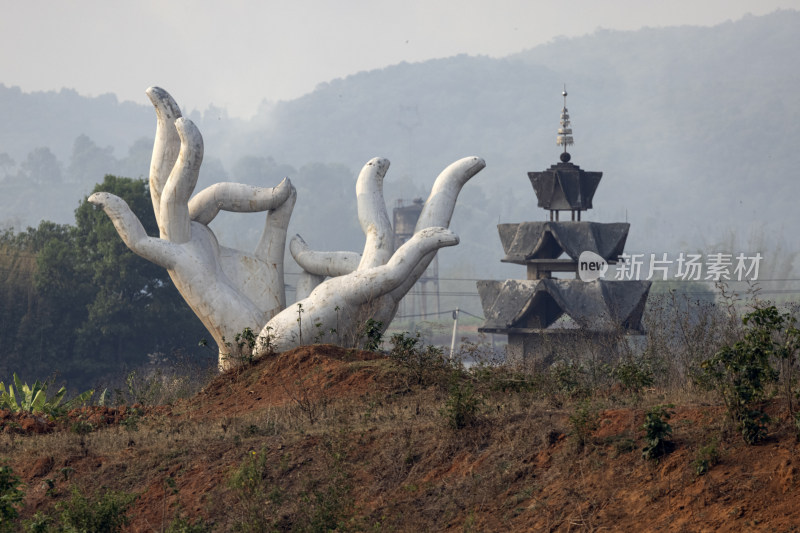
[1,10,798,282]
[251,10,799,277]
[0,85,152,162]
[508,9,800,258]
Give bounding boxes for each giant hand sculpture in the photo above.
[90,87,485,370]
[286,155,486,348]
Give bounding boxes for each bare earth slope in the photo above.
[3,344,799,531]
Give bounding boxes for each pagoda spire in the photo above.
[556,85,574,162]
[529,87,601,221]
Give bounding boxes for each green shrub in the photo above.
[229,444,353,532]
[613,358,654,395]
[298,478,351,532]
[216,326,275,368]
[165,516,209,533]
[441,376,482,430]
[362,319,384,352]
[551,362,583,395]
[641,405,674,460]
[700,305,794,444]
[0,462,23,531]
[748,306,800,418]
[295,439,352,532]
[24,512,53,532]
[27,487,136,532]
[740,409,770,445]
[388,332,449,386]
[693,441,720,476]
[548,361,599,399]
[568,399,599,448]
[229,449,284,532]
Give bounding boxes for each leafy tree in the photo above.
[1,221,92,382]
[0,175,210,389]
[0,236,36,369]
[70,175,209,381]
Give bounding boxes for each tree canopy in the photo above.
[0,175,210,390]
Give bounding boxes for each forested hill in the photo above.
[0,85,151,163]
[0,9,798,279]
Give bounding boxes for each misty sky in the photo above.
[1,0,795,118]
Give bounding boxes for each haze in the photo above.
[1,0,792,118]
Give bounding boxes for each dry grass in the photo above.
[1,296,799,531]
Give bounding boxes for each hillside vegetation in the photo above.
[0,295,799,531]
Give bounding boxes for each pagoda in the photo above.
[477,89,651,366]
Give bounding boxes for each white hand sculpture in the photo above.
[90,87,485,370]
[89,87,295,369]
[281,155,485,352]
[265,226,462,353]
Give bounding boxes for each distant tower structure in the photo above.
[477,88,650,366]
[393,198,440,320]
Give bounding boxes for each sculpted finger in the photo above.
[160,117,203,243]
[88,192,179,269]
[250,184,297,311]
[289,234,360,277]
[258,228,459,354]
[416,156,485,231]
[289,234,360,299]
[189,177,294,225]
[391,156,484,299]
[146,87,182,221]
[341,227,459,305]
[355,157,393,270]
[255,183,296,264]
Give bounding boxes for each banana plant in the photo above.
[0,374,94,414]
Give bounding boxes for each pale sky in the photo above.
[1,0,796,118]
